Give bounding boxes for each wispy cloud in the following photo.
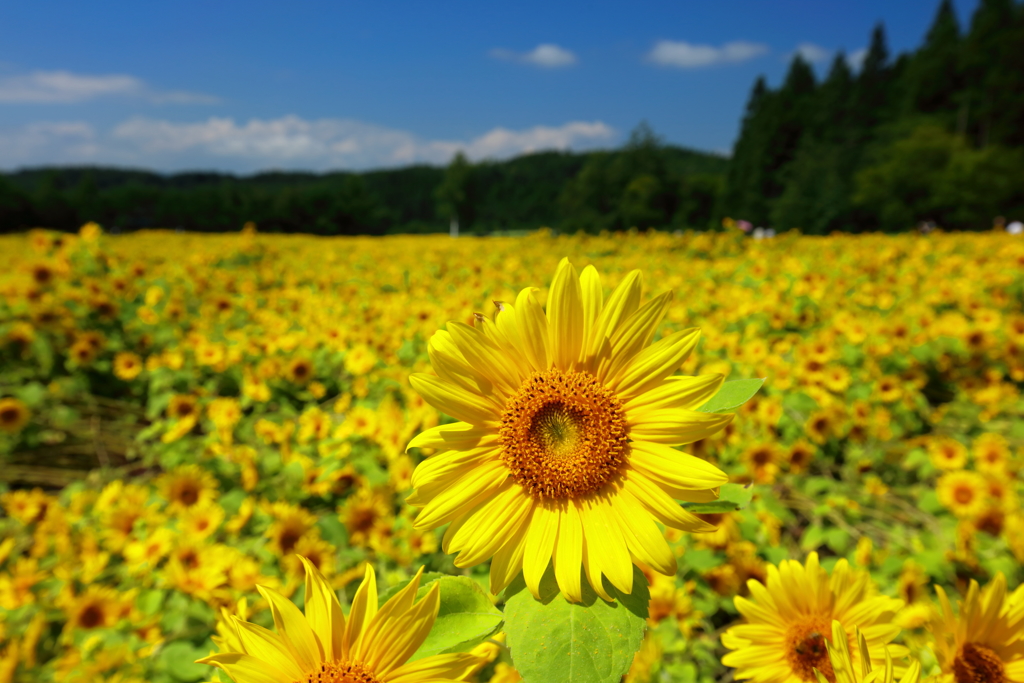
[0,70,218,104]
[792,43,831,63]
[847,48,868,71]
[489,44,578,68]
[0,116,615,172]
[647,40,768,68]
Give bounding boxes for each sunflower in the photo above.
[65,586,125,632]
[931,573,1024,683]
[197,559,486,683]
[816,620,921,683]
[0,397,31,434]
[929,438,969,471]
[157,464,219,512]
[937,471,988,519]
[113,352,143,381]
[972,434,1011,475]
[720,552,905,683]
[407,259,733,601]
[264,502,318,556]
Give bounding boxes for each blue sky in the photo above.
[0,0,978,174]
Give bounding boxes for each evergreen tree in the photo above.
[904,0,962,118]
[961,0,1016,145]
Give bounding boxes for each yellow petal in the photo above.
[489,512,531,595]
[370,581,440,676]
[411,459,509,528]
[548,258,584,370]
[196,653,292,683]
[587,269,642,362]
[579,265,603,364]
[233,619,307,682]
[623,374,724,413]
[613,328,700,399]
[477,312,533,379]
[608,489,676,576]
[428,331,503,406]
[599,291,673,381]
[409,446,500,491]
[553,501,584,602]
[406,422,497,452]
[514,287,550,371]
[409,373,499,426]
[387,653,488,683]
[579,496,633,596]
[447,321,522,397]
[622,471,715,532]
[344,564,378,659]
[628,408,733,446]
[257,584,323,668]
[449,481,534,567]
[523,502,559,598]
[299,557,345,663]
[628,440,729,491]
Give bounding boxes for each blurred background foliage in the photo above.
[2,0,1022,237]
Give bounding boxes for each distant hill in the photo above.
[0,140,728,235]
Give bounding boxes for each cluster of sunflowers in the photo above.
[0,223,1022,683]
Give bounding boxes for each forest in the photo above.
[1,0,1022,236]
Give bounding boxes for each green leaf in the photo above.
[697,378,764,413]
[503,565,649,683]
[156,641,211,682]
[680,483,753,514]
[409,575,504,661]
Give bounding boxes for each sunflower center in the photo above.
[785,618,835,683]
[78,604,105,629]
[0,407,20,424]
[301,660,382,683]
[499,369,629,500]
[954,643,1006,683]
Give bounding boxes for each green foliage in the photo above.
[725,1,1024,232]
[697,378,765,413]
[680,482,754,514]
[404,575,505,660]
[503,565,649,683]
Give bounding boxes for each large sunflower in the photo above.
[931,573,1024,683]
[720,552,906,683]
[407,259,733,601]
[198,558,485,683]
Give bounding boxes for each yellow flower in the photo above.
[157,464,219,512]
[932,573,1024,683]
[407,259,732,601]
[721,552,905,683]
[197,559,486,683]
[0,397,30,434]
[972,434,1011,475]
[815,620,921,683]
[937,471,988,519]
[179,502,225,539]
[113,352,143,380]
[929,438,969,471]
[345,344,378,376]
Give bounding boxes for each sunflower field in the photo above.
[1,223,1023,683]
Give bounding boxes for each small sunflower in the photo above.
[264,502,318,556]
[972,434,1011,475]
[157,464,219,512]
[937,471,988,519]
[929,438,969,471]
[197,559,486,683]
[721,552,906,683]
[0,397,31,434]
[285,357,315,384]
[113,351,143,380]
[816,620,921,683]
[932,573,1024,683]
[407,259,733,601]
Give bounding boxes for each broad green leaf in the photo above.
[503,565,648,683]
[680,483,753,514]
[697,378,764,413]
[408,575,504,661]
[156,641,211,682]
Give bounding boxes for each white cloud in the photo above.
[794,43,831,63]
[848,48,868,71]
[0,116,615,172]
[490,44,578,68]
[0,70,218,104]
[647,40,768,68]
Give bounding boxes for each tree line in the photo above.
[0,135,727,236]
[1,0,1021,236]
